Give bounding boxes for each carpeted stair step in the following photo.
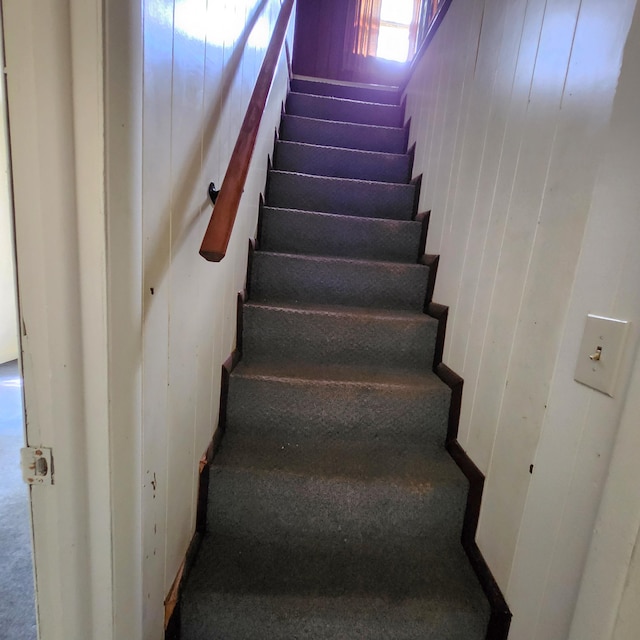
[196,446,472,593]
[206,441,468,560]
[190,530,483,601]
[274,140,411,183]
[225,361,450,450]
[182,587,488,640]
[286,92,404,128]
[259,207,422,262]
[291,76,400,105]
[242,302,437,371]
[250,252,429,310]
[280,114,408,154]
[267,171,416,220]
[201,437,468,584]
[181,441,489,639]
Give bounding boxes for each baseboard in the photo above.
[163,353,237,639]
[414,209,431,261]
[446,438,512,640]
[164,295,245,638]
[428,302,512,640]
[164,529,202,640]
[410,173,422,219]
[419,251,439,311]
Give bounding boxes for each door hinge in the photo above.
[21,447,54,485]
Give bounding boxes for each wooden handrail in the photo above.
[200,0,295,262]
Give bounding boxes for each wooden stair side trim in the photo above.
[447,438,513,640]
[164,286,247,638]
[199,0,295,262]
[407,142,417,182]
[410,172,422,220]
[427,298,512,640]
[414,210,431,261]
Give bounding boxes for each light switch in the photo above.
[574,314,630,397]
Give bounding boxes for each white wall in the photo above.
[404,0,640,638]
[563,7,640,638]
[3,0,293,638]
[0,13,18,366]
[104,0,293,638]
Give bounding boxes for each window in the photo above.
[350,0,442,69]
[376,0,416,62]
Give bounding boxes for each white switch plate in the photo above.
[574,314,630,397]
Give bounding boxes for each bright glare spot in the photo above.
[0,378,22,388]
[376,25,410,62]
[248,14,271,49]
[380,0,414,25]
[174,0,207,41]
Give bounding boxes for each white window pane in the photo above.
[376,25,410,62]
[380,0,414,26]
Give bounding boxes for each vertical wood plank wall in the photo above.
[0,27,18,365]
[403,0,640,637]
[105,1,293,637]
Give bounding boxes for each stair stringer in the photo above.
[424,261,512,640]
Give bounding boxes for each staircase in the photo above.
[180,77,491,639]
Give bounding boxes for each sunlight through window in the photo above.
[376,0,415,62]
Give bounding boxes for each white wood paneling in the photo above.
[6,0,293,638]
[404,0,638,637]
[114,0,292,636]
[0,19,18,365]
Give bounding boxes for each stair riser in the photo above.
[198,533,470,598]
[242,305,436,371]
[286,92,404,128]
[291,77,400,104]
[260,208,421,262]
[280,114,407,154]
[250,253,429,311]
[274,141,411,184]
[207,466,467,547]
[182,592,488,640]
[267,171,415,220]
[226,375,450,448]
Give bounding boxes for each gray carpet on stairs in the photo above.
[180,77,490,639]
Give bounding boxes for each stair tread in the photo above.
[261,206,421,231]
[292,75,401,105]
[230,360,446,389]
[280,114,408,154]
[276,139,410,161]
[273,140,412,183]
[244,300,434,322]
[266,170,416,220]
[288,90,401,110]
[182,587,488,640]
[213,434,463,485]
[186,532,484,599]
[260,207,422,262]
[286,92,403,127]
[293,74,400,91]
[269,168,412,189]
[282,113,406,135]
[253,249,427,270]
